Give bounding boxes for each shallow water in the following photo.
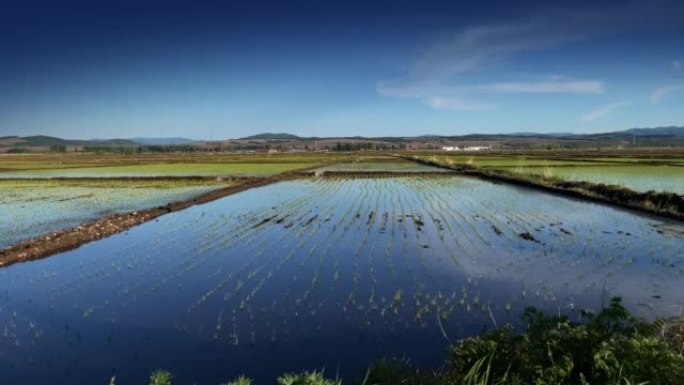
[0,185,221,248]
[0,176,682,384]
[524,165,684,194]
[316,162,447,172]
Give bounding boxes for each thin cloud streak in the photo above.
[376,16,584,110]
[377,16,583,107]
[672,60,682,72]
[651,84,684,103]
[479,80,604,94]
[580,102,627,122]
[378,1,681,111]
[425,97,495,111]
[407,21,581,83]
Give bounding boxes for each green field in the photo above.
[0,162,311,178]
[0,153,346,172]
[415,153,684,194]
[0,153,350,178]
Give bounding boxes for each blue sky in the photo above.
[0,0,683,139]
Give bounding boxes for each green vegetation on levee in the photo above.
[118,299,683,385]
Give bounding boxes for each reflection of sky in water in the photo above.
[525,166,684,194]
[0,185,221,248]
[0,176,682,384]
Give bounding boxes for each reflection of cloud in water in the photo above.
[0,176,682,384]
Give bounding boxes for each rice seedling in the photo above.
[1,173,683,384]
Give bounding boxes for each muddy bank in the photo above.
[0,174,298,268]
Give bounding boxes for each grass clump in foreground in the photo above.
[445,298,684,385]
[127,298,683,385]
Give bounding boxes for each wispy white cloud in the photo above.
[479,80,603,94]
[405,21,581,83]
[425,97,495,111]
[580,102,627,122]
[650,84,684,103]
[376,17,582,102]
[377,2,680,111]
[672,60,682,72]
[376,81,459,99]
[375,17,585,110]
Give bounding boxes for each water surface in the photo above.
[0,176,682,384]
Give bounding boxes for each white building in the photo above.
[441,146,460,151]
[463,145,493,151]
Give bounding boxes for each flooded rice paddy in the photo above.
[523,165,684,194]
[0,176,683,384]
[0,183,223,249]
[315,162,447,172]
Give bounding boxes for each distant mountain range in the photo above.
[1,126,683,151]
[0,135,197,147]
[0,135,138,147]
[239,133,306,141]
[236,126,684,141]
[618,126,684,136]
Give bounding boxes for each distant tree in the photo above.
[49,144,67,153]
[7,147,30,154]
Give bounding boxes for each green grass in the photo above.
[149,370,173,385]
[131,299,684,385]
[0,152,360,177]
[0,153,351,169]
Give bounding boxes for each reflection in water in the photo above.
[0,177,682,384]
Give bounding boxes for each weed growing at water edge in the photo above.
[149,369,172,385]
[221,375,253,385]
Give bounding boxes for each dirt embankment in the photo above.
[0,172,303,268]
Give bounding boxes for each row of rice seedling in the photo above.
[0,181,229,248]
[1,176,683,384]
